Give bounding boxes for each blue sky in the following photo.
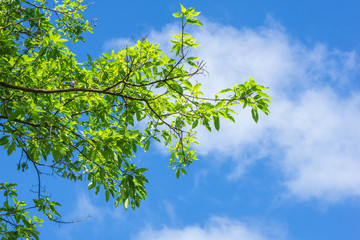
[2,0,360,239]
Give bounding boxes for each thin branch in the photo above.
[52,215,91,224]
[32,160,42,199]
[0,115,40,127]
[0,18,43,31]
[144,100,183,136]
[0,206,37,217]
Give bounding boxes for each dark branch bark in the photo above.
[0,115,40,127]
[0,81,166,101]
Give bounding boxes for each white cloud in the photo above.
[133,217,285,240]
[103,18,360,202]
[271,89,360,202]
[102,38,135,52]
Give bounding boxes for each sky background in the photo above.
[2,0,360,239]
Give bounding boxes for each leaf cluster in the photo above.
[0,1,270,238]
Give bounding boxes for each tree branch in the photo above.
[0,81,166,102]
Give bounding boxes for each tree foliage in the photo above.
[0,0,271,238]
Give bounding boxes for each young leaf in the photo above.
[172,12,182,18]
[186,18,203,26]
[180,4,186,13]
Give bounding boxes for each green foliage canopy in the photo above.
[0,0,270,239]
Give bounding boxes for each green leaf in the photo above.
[172,12,182,18]
[135,168,148,174]
[193,83,201,92]
[38,47,47,57]
[7,142,16,156]
[0,136,9,146]
[31,148,41,163]
[184,7,195,16]
[182,79,193,89]
[171,82,184,94]
[131,141,137,153]
[136,110,142,121]
[186,18,203,26]
[88,181,95,190]
[180,168,187,175]
[180,4,186,13]
[216,100,226,109]
[203,118,211,132]
[99,168,105,180]
[144,139,150,152]
[192,119,199,129]
[95,186,100,195]
[189,11,201,17]
[187,60,198,68]
[7,110,22,122]
[105,190,110,202]
[251,108,259,123]
[213,116,220,131]
[224,111,235,123]
[124,198,129,210]
[219,88,232,94]
[186,56,199,61]
[243,98,248,109]
[175,117,183,129]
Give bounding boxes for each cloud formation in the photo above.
[133,217,284,240]
[193,20,360,202]
[104,18,360,202]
